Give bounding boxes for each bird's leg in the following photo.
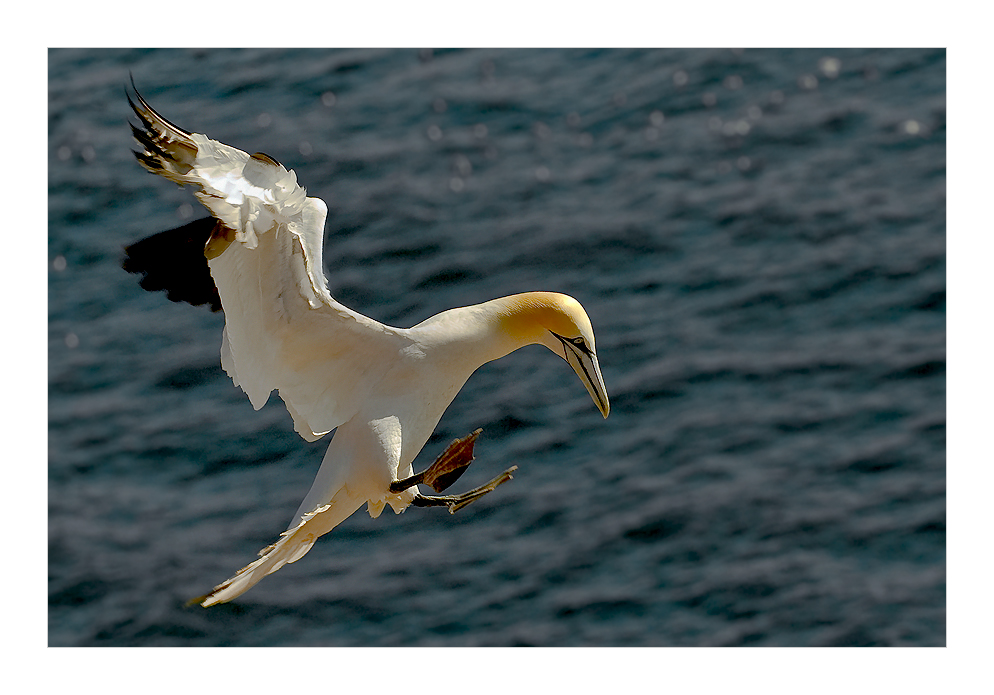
[390,428,484,494]
[410,466,518,514]
[390,428,517,514]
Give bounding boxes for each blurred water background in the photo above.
[48,48,945,647]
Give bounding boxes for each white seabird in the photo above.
[124,84,610,606]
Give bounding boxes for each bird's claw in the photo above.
[411,465,518,514]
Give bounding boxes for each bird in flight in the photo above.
[123,83,610,606]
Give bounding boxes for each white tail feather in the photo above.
[198,488,364,607]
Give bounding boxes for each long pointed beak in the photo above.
[564,346,610,418]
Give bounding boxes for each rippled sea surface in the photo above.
[48,48,945,646]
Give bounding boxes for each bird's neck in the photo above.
[411,293,557,368]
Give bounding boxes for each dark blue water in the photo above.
[48,48,945,646]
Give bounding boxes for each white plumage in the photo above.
[126,85,610,606]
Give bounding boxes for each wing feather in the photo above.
[129,86,407,439]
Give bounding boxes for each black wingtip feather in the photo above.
[251,152,282,167]
[129,122,157,151]
[126,76,193,139]
[123,217,223,312]
[130,122,181,164]
[126,89,156,133]
[133,150,163,170]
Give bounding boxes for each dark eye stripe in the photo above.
[550,330,593,357]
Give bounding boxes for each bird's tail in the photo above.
[193,488,365,607]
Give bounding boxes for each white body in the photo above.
[128,89,608,605]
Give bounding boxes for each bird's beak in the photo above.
[562,343,610,419]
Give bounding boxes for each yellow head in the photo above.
[496,292,610,418]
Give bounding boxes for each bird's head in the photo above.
[497,292,610,418]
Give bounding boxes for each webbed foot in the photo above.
[390,428,516,513]
[390,428,483,494]
[410,466,518,514]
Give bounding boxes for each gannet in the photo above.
[123,84,610,606]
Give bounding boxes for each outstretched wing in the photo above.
[123,217,223,311]
[129,85,406,440]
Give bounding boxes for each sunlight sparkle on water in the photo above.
[819,57,841,79]
[454,155,472,177]
[902,120,922,135]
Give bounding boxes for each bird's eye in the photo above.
[550,331,590,355]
